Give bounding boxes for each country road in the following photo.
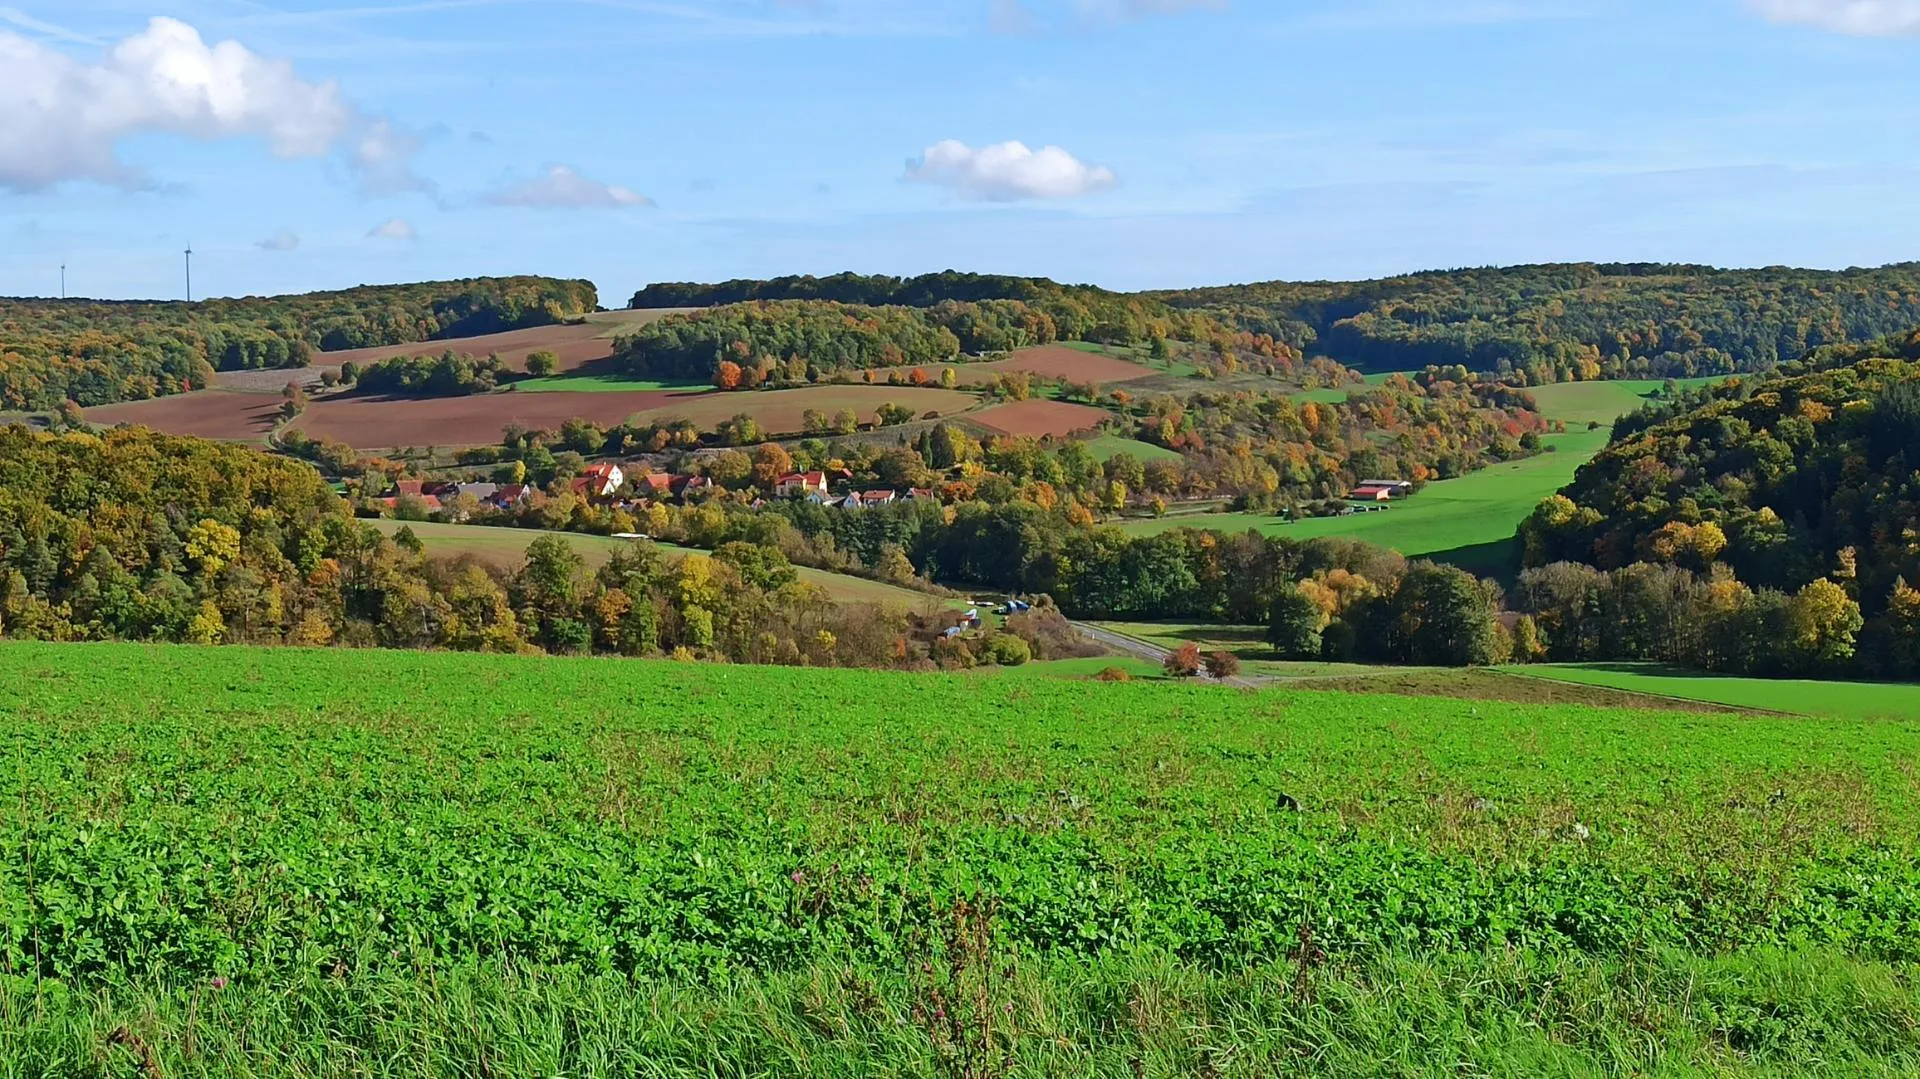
[1070,621,1261,687]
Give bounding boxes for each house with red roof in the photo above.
[776,471,828,498]
[585,462,626,497]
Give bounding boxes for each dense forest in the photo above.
[628,270,1208,340]
[0,277,597,410]
[610,300,1245,385]
[1515,335,1920,678]
[1152,262,1920,383]
[613,271,1241,383]
[351,351,521,396]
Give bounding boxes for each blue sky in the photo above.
[4,0,1920,302]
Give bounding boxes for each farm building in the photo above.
[776,472,829,498]
[579,462,626,498]
[1360,479,1414,496]
[1350,479,1413,501]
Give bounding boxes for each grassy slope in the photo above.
[1508,663,1920,721]
[1121,427,1610,572]
[1080,434,1182,463]
[3,642,1918,1074]
[1524,377,1724,427]
[1121,377,1724,573]
[371,519,957,610]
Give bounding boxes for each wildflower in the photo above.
[210,976,229,990]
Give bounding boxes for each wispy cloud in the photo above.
[1265,0,1591,33]
[256,230,301,251]
[219,0,957,39]
[483,164,652,208]
[367,217,418,240]
[0,5,101,45]
[991,0,1225,32]
[1748,0,1920,35]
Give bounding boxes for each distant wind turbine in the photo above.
[184,244,194,302]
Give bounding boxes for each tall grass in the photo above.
[6,949,1915,1077]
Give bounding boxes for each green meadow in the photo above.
[1508,663,1920,721]
[3,641,1918,1075]
[513,373,710,393]
[1121,427,1611,573]
[1080,434,1183,463]
[1524,377,1726,427]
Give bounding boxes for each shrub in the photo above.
[983,634,1032,667]
[1092,666,1133,682]
[1163,642,1203,678]
[1204,651,1242,679]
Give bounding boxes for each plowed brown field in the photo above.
[85,391,284,443]
[315,323,615,373]
[865,346,1156,388]
[287,385,979,450]
[289,390,694,449]
[998,345,1157,382]
[311,309,698,374]
[969,399,1112,438]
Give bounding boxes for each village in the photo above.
[374,460,946,520]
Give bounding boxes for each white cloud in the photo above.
[0,16,428,194]
[367,217,416,241]
[1750,0,1920,34]
[482,164,652,209]
[905,140,1117,201]
[256,230,300,251]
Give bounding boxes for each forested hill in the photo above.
[1522,341,1920,613]
[624,270,1211,348]
[631,270,1124,312]
[0,276,598,411]
[1150,262,1920,382]
[613,272,1276,383]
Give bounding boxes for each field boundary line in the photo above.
[1493,667,1806,718]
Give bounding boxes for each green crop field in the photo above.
[1121,428,1611,574]
[514,373,711,394]
[2,641,1917,1074]
[370,519,958,610]
[1508,662,1920,720]
[1079,434,1182,463]
[974,655,1165,680]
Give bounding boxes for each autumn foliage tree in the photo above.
[1163,642,1203,677]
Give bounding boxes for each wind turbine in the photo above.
[184,244,194,302]
[60,264,65,299]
